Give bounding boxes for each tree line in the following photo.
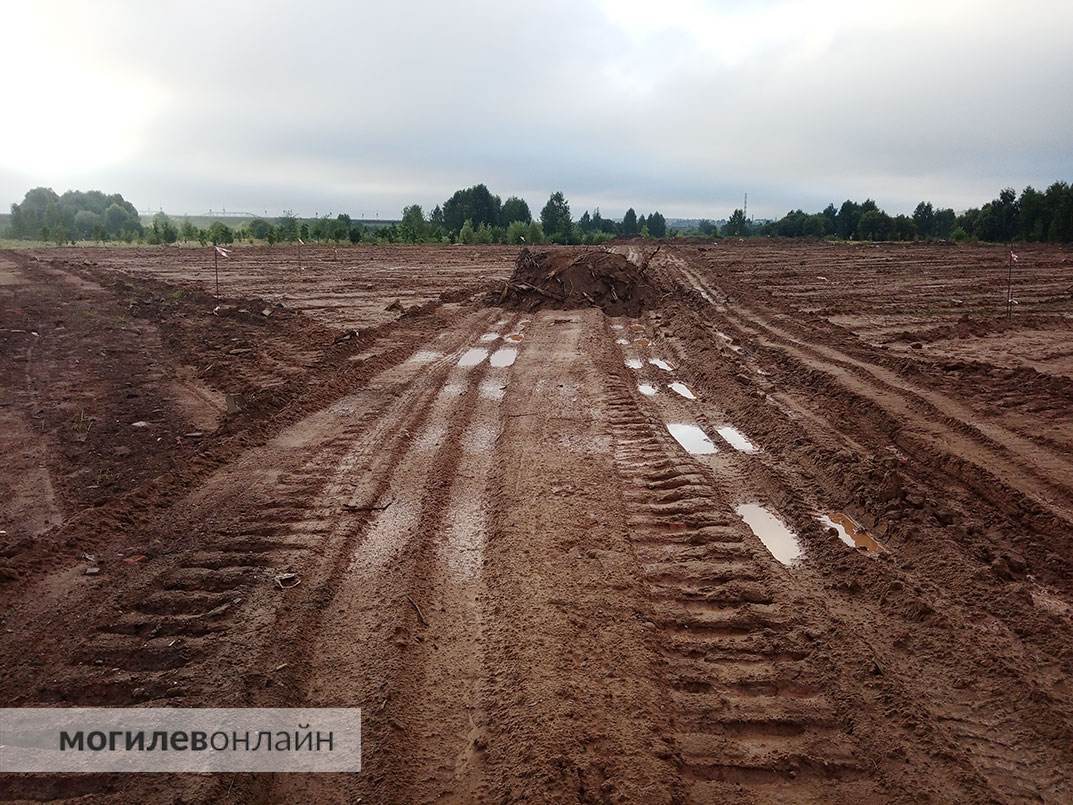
[737,182,1073,242]
[8,187,143,242]
[8,180,1071,245]
[396,184,668,245]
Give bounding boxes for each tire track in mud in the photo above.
[0,309,505,804]
[638,253,1073,802]
[669,252,1073,526]
[601,326,883,803]
[267,314,524,805]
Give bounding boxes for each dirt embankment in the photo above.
[497,247,662,315]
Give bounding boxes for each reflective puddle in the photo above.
[638,383,658,396]
[736,504,802,566]
[458,347,489,367]
[489,347,518,368]
[611,323,624,331]
[818,512,882,553]
[666,423,718,455]
[669,382,696,400]
[717,425,759,454]
[616,338,629,345]
[625,358,643,369]
[649,358,674,371]
[479,378,506,400]
[479,332,499,342]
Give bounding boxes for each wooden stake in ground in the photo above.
[1006,248,1019,320]
[213,245,231,298]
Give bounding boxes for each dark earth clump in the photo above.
[497,247,661,316]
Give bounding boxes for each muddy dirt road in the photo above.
[2,241,1073,803]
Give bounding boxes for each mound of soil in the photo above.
[498,248,660,316]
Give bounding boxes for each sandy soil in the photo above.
[1,240,1072,803]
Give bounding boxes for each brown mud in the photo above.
[1,241,1072,803]
[498,247,661,315]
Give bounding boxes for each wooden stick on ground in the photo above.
[407,595,429,627]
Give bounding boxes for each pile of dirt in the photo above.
[497,247,660,315]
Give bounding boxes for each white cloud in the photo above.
[2,0,1070,219]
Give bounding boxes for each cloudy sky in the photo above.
[2,0,1071,220]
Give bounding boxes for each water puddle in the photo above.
[818,512,882,553]
[666,423,718,455]
[457,347,489,368]
[616,338,629,345]
[638,383,658,397]
[625,358,643,369]
[736,504,802,566]
[649,358,674,372]
[669,382,696,400]
[700,290,713,303]
[610,323,624,331]
[717,425,759,454]
[479,332,500,342]
[489,348,518,368]
[479,378,506,400]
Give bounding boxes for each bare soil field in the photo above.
[1,239,1072,803]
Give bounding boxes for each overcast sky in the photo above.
[2,0,1071,220]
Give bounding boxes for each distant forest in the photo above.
[5,181,1072,245]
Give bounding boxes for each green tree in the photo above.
[724,209,749,236]
[458,218,476,244]
[526,221,545,244]
[933,208,957,239]
[443,184,501,234]
[475,222,494,244]
[540,191,572,242]
[912,202,934,238]
[248,218,272,239]
[73,209,101,240]
[152,212,178,244]
[277,211,298,241]
[835,200,862,239]
[399,204,428,243]
[180,218,199,242]
[621,208,639,236]
[892,215,917,241]
[207,221,233,245]
[857,209,893,240]
[506,220,529,243]
[500,196,531,226]
[647,211,667,238]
